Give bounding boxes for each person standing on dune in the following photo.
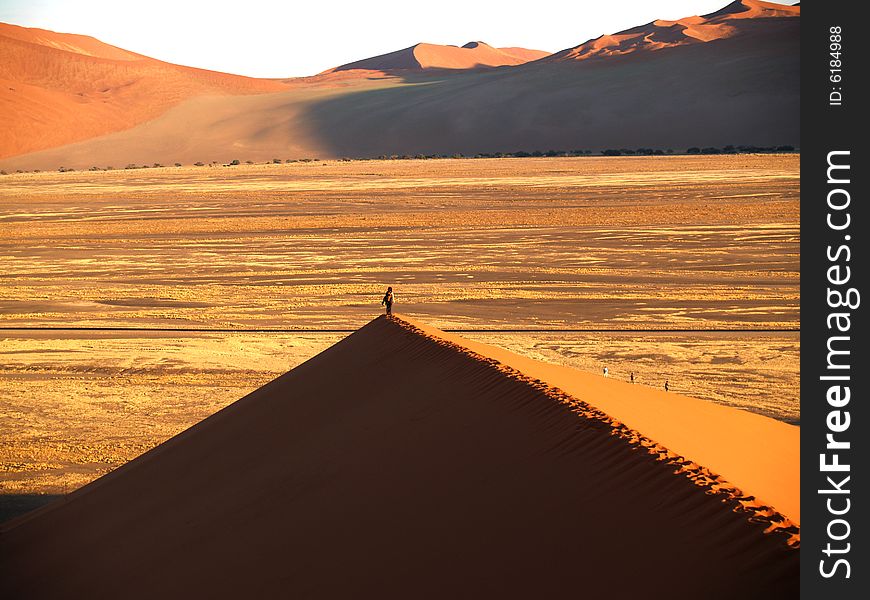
[381,286,395,316]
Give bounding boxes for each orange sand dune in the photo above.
[0,316,797,598]
[0,0,799,169]
[0,23,288,159]
[547,0,799,62]
[404,315,800,525]
[0,22,144,60]
[327,40,547,73]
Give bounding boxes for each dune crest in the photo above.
[547,0,799,62]
[0,315,797,598]
[326,40,548,73]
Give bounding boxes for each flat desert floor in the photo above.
[0,155,799,501]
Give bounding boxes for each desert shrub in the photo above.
[174,162,182,167]
[272,158,282,164]
[229,159,240,166]
[194,162,205,166]
[246,160,254,164]
[0,170,7,175]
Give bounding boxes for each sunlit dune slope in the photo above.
[327,40,549,73]
[0,316,797,599]
[0,23,288,159]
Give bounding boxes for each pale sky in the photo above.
[0,0,797,77]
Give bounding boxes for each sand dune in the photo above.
[327,40,548,73]
[0,22,144,60]
[0,0,799,169]
[0,316,797,598]
[0,23,287,159]
[546,0,799,62]
[0,17,798,171]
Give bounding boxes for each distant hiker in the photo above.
[664,380,669,392]
[630,372,634,384]
[381,286,394,316]
[603,367,608,378]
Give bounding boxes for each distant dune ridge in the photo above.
[1,0,799,169]
[326,40,549,72]
[0,316,798,598]
[546,0,799,62]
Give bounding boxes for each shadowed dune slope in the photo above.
[0,316,797,599]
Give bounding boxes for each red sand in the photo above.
[0,316,797,598]
[1,0,799,168]
[0,23,287,159]
[327,41,547,73]
[546,0,799,62]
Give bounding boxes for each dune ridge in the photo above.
[0,315,797,598]
[546,0,799,62]
[326,40,548,73]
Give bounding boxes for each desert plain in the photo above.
[0,154,799,509]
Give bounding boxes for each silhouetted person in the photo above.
[664,380,669,392]
[603,367,608,378]
[630,372,634,384]
[382,286,394,316]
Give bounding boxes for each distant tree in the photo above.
[153,163,163,168]
[686,147,701,154]
[229,159,240,166]
[601,149,621,156]
[194,162,205,166]
[174,162,182,167]
[776,145,795,152]
[272,158,282,164]
[701,147,721,154]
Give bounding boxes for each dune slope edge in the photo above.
[0,315,797,599]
